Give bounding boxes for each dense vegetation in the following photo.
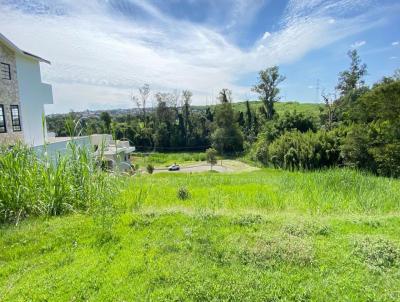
[0,143,114,224]
[1,169,400,301]
[47,50,400,177]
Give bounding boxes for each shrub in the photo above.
[177,186,190,200]
[146,164,154,174]
[253,140,269,166]
[341,124,374,170]
[268,130,341,170]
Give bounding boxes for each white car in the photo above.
[168,164,180,171]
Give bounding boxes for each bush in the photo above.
[177,186,190,200]
[0,143,114,224]
[253,140,269,166]
[341,124,374,170]
[268,130,341,170]
[146,164,154,174]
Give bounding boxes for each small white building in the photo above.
[0,33,53,146]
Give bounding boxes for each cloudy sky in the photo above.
[1,0,399,113]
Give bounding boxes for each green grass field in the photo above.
[1,169,400,301]
[195,100,324,119]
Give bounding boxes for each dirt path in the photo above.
[154,160,259,173]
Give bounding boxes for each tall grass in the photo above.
[121,168,400,214]
[0,142,115,224]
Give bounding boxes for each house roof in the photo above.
[0,33,51,64]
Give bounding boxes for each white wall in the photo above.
[15,55,53,146]
[34,136,91,159]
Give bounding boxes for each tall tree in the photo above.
[252,66,285,120]
[218,88,232,104]
[211,89,243,153]
[181,90,193,144]
[244,100,253,137]
[100,112,112,134]
[132,84,150,123]
[321,92,337,130]
[336,49,367,96]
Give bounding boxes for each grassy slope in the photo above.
[195,100,324,119]
[234,101,323,118]
[1,169,400,301]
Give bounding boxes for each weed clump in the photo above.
[232,214,264,227]
[238,235,314,267]
[146,164,154,174]
[353,237,400,270]
[177,186,190,200]
[282,221,331,237]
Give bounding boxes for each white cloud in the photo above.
[390,56,398,60]
[351,40,366,48]
[0,0,391,113]
[262,31,271,40]
[392,41,399,46]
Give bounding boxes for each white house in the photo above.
[0,33,135,172]
[0,33,53,147]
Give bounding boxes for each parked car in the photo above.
[168,164,180,171]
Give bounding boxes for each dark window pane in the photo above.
[0,105,6,133]
[1,63,11,80]
[10,105,21,132]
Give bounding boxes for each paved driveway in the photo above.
[154,160,258,173]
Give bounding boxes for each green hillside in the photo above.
[196,100,324,118]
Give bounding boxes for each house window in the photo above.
[0,105,6,133]
[1,63,11,80]
[10,105,21,132]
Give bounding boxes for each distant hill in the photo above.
[194,100,324,119]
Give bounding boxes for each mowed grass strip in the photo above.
[1,169,400,301]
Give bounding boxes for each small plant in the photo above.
[146,164,154,174]
[177,186,190,200]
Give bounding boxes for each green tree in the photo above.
[100,112,112,133]
[336,49,367,97]
[182,90,193,145]
[211,89,243,154]
[252,66,285,120]
[206,148,218,170]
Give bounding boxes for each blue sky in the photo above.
[0,0,399,113]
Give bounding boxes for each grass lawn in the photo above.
[131,152,208,168]
[1,169,400,301]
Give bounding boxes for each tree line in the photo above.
[47,49,400,177]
